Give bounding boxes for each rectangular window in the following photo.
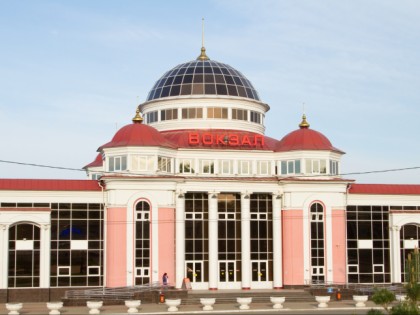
[147,111,158,123]
[280,160,301,175]
[179,159,194,173]
[238,160,251,175]
[258,161,270,175]
[108,156,127,172]
[220,160,233,175]
[132,156,154,171]
[348,265,359,274]
[161,108,178,121]
[182,108,203,119]
[201,160,214,174]
[158,156,172,173]
[207,107,228,119]
[330,160,339,175]
[58,266,71,276]
[373,264,384,274]
[232,108,248,121]
[250,111,261,124]
[306,159,327,174]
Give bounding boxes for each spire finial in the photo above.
[299,104,310,128]
[197,18,209,61]
[132,107,143,124]
[299,112,310,129]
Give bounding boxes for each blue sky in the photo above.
[1,0,419,183]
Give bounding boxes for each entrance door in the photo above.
[185,261,203,283]
[251,260,268,282]
[219,261,236,282]
[311,266,325,283]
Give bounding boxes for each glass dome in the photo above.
[146,59,260,102]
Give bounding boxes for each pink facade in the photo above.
[332,209,347,283]
[158,207,175,283]
[106,207,127,287]
[282,210,304,285]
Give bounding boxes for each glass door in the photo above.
[185,261,203,283]
[251,260,268,282]
[219,261,236,282]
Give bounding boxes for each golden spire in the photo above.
[197,18,209,61]
[299,113,310,129]
[132,107,143,124]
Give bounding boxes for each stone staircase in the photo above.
[179,289,315,305]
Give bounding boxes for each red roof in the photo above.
[99,123,177,150]
[349,184,420,195]
[84,153,103,169]
[0,179,101,191]
[161,129,278,150]
[276,127,344,153]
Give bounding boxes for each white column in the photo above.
[0,224,8,289]
[390,225,401,283]
[40,223,51,288]
[241,193,251,289]
[175,193,186,288]
[272,194,283,288]
[208,193,218,289]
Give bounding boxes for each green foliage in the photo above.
[371,288,395,313]
[406,282,420,304]
[390,302,420,315]
[367,309,384,315]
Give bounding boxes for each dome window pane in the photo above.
[205,84,216,94]
[214,75,225,84]
[169,69,179,76]
[180,84,192,95]
[204,74,215,83]
[227,85,238,96]
[169,85,181,96]
[157,79,165,88]
[233,76,243,85]
[203,61,211,67]
[186,67,195,74]
[237,86,247,97]
[213,67,222,74]
[178,67,187,75]
[204,67,213,74]
[245,88,253,98]
[161,86,170,97]
[173,76,183,85]
[153,88,162,99]
[164,76,175,86]
[224,76,234,85]
[182,75,193,84]
[193,74,204,83]
[194,66,204,74]
[220,67,229,75]
[192,83,204,94]
[216,84,227,95]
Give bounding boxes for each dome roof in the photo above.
[145,48,260,102]
[276,115,344,153]
[98,110,177,150]
[84,153,103,169]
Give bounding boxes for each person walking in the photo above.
[162,272,169,285]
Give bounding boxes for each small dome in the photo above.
[276,115,344,153]
[98,123,177,150]
[84,153,103,169]
[145,58,260,102]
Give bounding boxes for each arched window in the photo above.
[310,203,325,283]
[400,224,420,282]
[135,201,151,285]
[8,223,41,287]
